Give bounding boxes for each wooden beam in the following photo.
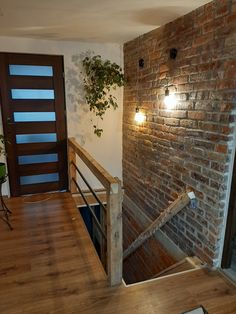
[68,139,77,193]
[106,180,123,286]
[123,192,190,260]
[68,138,117,190]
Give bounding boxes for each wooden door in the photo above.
[222,155,236,268]
[0,53,68,196]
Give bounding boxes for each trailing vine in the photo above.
[82,55,125,137]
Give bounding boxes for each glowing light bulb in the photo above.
[164,88,176,110]
[134,110,146,123]
[164,94,177,110]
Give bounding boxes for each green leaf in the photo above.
[82,54,125,136]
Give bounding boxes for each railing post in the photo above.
[68,138,77,193]
[106,180,123,286]
[100,204,107,271]
[68,137,123,286]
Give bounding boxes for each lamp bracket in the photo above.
[170,48,178,59]
[139,58,144,68]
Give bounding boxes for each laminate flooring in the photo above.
[0,192,235,314]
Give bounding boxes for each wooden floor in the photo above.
[0,192,236,314]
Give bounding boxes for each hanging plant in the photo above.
[82,55,125,137]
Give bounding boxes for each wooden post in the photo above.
[100,203,107,271]
[123,192,191,260]
[68,139,77,193]
[106,180,123,286]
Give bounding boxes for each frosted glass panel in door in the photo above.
[16,133,57,144]
[14,112,56,122]
[9,65,53,76]
[11,89,55,99]
[18,154,58,165]
[20,173,59,185]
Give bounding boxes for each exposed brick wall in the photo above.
[123,0,236,266]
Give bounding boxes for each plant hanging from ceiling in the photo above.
[82,55,125,137]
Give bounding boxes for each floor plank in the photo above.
[0,192,235,314]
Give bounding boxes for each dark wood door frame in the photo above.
[0,52,68,196]
[222,153,236,268]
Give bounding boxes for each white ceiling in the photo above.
[0,0,210,43]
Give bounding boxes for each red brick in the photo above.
[159,64,169,73]
[202,21,214,34]
[193,34,214,47]
[216,4,229,17]
[215,144,228,154]
[227,11,236,23]
[173,75,189,84]
[188,111,206,120]
[164,118,180,126]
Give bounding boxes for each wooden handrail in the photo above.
[68,137,117,190]
[123,192,191,260]
[68,137,123,286]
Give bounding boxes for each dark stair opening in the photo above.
[122,207,199,284]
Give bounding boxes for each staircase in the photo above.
[152,256,203,279]
[123,236,176,284]
[123,204,204,285]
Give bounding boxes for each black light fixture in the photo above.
[170,48,178,60]
[134,106,145,123]
[164,83,176,110]
[139,58,144,68]
[164,49,178,110]
[165,86,170,97]
[134,37,146,123]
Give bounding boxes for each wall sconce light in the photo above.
[134,107,146,123]
[134,38,146,124]
[163,47,178,111]
[164,86,177,111]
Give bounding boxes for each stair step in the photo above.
[152,256,202,279]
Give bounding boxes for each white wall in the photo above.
[0,36,123,194]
